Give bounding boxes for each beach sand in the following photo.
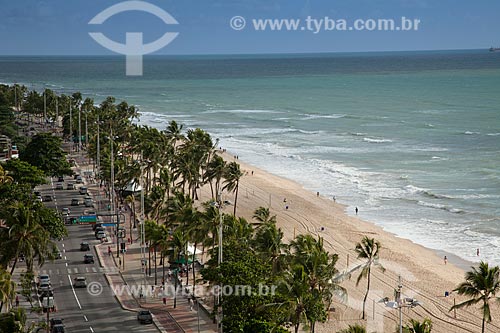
[201,152,498,332]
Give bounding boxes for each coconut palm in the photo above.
[222,161,244,216]
[204,154,226,200]
[253,221,287,274]
[0,165,13,184]
[450,261,500,333]
[354,236,385,320]
[403,318,432,333]
[252,206,277,228]
[337,324,366,333]
[0,268,15,312]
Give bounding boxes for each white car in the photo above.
[39,281,52,293]
[73,276,87,288]
[95,231,107,240]
[79,186,88,195]
[38,274,50,286]
[61,207,71,216]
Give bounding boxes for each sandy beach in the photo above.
[204,152,499,332]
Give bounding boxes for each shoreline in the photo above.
[215,150,483,331]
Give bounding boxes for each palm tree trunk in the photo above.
[233,181,239,216]
[362,268,371,320]
[154,247,157,285]
[192,242,197,290]
[9,257,18,275]
[482,311,485,333]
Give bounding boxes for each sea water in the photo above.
[1,50,499,264]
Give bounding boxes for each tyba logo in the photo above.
[89,1,179,76]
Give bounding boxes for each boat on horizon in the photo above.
[489,46,500,52]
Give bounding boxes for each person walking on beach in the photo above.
[477,248,480,256]
[444,256,448,265]
[355,207,358,215]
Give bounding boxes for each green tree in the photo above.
[21,133,72,176]
[354,236,385,320]
[0,268,15,312]
[450,261,500,333]
[222,161,244,216]
[403,318,432,333]
[337,324,367,333]
[2,159,46,188]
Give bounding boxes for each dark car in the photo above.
[137,310,153,324]
[80,242,90,251]
[51,325,65,333]
[57,176,64,182]
[49,318,64,329]
[83,254,94,264]
[43,195,53,202]
[71,198,79,206]
[92,223,103,231]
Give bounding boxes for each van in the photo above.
[84,197,93,207]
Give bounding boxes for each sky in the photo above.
[0,0,499,55]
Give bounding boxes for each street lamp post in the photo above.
[379,276,422,333]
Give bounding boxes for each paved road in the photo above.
[36,175,159,333]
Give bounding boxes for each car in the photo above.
[92,222,103,231]
[137,310,153,324]
[71,198,79,206]
[34,191,41,197]
[36,195,43,202]
[79,186,88,195]
[51,325,65,333]
[61,207,70,216]
[57,176,64,182]
[73,173,80,180]
[95,231,107,240]
[39,282,52,293]
[94,226,104,234]
[83,254,94,264]
[80,242,90,251]
[49,318,64,329]
[43,195,53,202]
[53,248,62,259]
[76,176,83,184]
[84,209,97,216]
[73,276,87,288]
[38,274,50,286]
[84,197,93,207]
[55,183,64,190]
[40,289,54,299]
[67,183,75,190]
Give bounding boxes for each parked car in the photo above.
[67,183,75,190]
[83,254,95,264]
[71,198,79,206]
[137,310,153,324]
[80,242,90,251]
[73,276,87,288]
[43,195,53,202]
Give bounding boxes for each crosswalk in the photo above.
[39,267,119,275]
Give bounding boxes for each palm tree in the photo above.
[0,268,15,312]
[451,261,500,333]
[204,154,226,200]
[403,318,432,333]
[222,161,244,216]
[337,324,366,333]
[253,221,287,274]
[252,206,277,228]
[0,165,13,184]
[354,236,385,320]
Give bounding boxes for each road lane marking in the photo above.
[83,315,88,322]
[63,249,66,253]
[62,244,65,248]
[90,326,94,332]
[64,257,67,261]
[67,274,82,310]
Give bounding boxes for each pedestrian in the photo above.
[108,246,111,256]
[333,196,336,202]
[317,191,319,197]
[355,207,358,215]
[444,255,448,265]
[285,205,289,210]
[15,295,19,307]
[188,297,193,311]
[477,248,480,256]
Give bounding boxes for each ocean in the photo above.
[1,50,499,265]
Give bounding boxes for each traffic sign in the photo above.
[103,223,116,227]
[79,215,97,223]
